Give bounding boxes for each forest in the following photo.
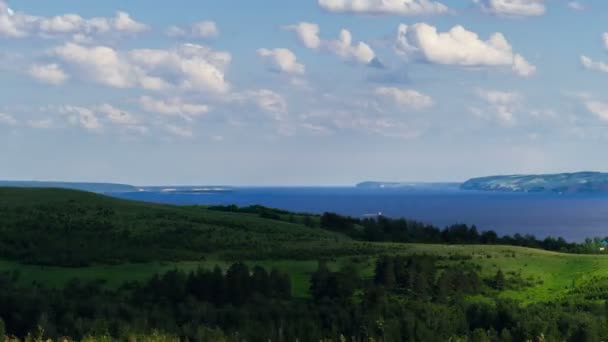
[1,256,607,341]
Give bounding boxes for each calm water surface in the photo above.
[111,187,608,242]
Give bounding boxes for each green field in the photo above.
[2,241,608,302]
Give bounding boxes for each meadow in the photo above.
[2,242,608,303]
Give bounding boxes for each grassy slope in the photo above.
[383,244,608,304]
[0,187,366,265]
[2,243,607,302]
[1,187,608,302]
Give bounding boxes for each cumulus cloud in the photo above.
[580,55,608,73]
[395,23,536,77]
[473,0,546,17]
[53,43,136,88]
[0,1,147,38]
[52,42,231,93]
[318,0,448,15]
[167,21,219,39]
[375,87,434,110]
[28,63,69,85]
[475,89,521,126]
[257,48,305,75]
[285,22,320,49]
[139,96,209,121]
[285,22,377,65]
[128,43,231,93]
[0,112,17,126]
[585,100,608,121]
[603,33,608,50]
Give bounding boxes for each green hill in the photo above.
[0,187,367,266]
[462,171,608,193]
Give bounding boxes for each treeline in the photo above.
[2,257,607,341]
[319,212,601,254]
[207,204,292,221]
[0,263,292,341]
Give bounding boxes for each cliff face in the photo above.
[461,172,608,193]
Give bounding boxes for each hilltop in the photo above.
[461,171,608,193]
[0,187,367,266]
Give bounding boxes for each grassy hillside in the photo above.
[0,187,375,266]
[382,244,608,304]
[1,240,608,303]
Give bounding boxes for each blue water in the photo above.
[111,187,608,242]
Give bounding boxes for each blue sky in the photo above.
[1,0,608,185]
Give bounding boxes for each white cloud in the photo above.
[0,1,27,37]
[328,29,376,64]
[567,1,586,10]
[395,23,536,77]
[473,0,546,17]
[257,48,305,75]
[0,112,17,126]
[139,96,209,121]
[603,33,608,50]
[318,0,448,15]
[585,100,608,121]
[474,89,521,126]
[54,43,136,88]
[286,22,376,65]
[375,87,434,110]
[167,21,219,39]
[53,42,231,93]
[111,11,148,33]
[0,1,147,38]
[28,63,69,85]
[129,43,231,93]
[285,22,321,49]
[581,55,608,73]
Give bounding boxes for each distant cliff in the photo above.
[0,181,139,193]
[461,172,608,193]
